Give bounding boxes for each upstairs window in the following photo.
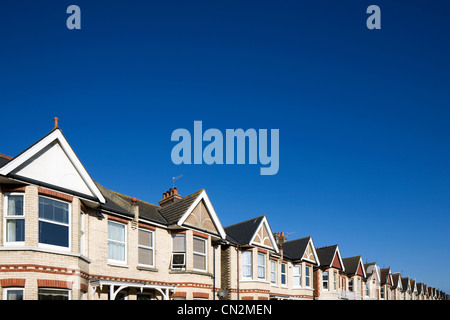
[39,196,70,249]
[241,251,252,279]
[171,234,186,269]
[270,260,277,284]
[293,265,302,287]
[281,263,287,286]
[257,252,266,279]
[108,220,126,264]
[138,228,154,267]
[323,271,329,290]
[4,193,25,244]
[193,237,207,272]
[305,266,311,287]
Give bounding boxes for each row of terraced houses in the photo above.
[0,120,447,300]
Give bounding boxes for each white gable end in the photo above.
[0,129,105,203]
[12,141,94,197]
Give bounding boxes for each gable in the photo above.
[331,252,343,270]
[0,129,105,203]
[356,262,364,277]
[251,220,275,249]
[183,199,219,234]
[302,242,318,264]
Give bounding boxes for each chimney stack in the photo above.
[158,187,182,206]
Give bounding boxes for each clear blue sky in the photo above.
[1,1,449,293]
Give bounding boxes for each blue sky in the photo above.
[1,1,449,293]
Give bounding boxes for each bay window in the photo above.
[4,193,25,244]
[257,252,266,279]
[38,196,70,249]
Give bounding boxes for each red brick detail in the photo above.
[80,283,88,292]
[257,248,267,254]
[0,153,13,160]
[37,279,73,289]
[331,253,342,270]
[107,214,130,224]
[172,292,187,298]
[242,296,254,300]
[138,222,156,231]
[193,292,209,299]
[193,231,209,239]
[356,263,364,277]
[258,296,269,300]
[38,187,73,202]
[0,278,26,287]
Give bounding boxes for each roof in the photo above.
[342,256,365,277]
[392,273,401,289]
[316,245,338,267]
[224,215,266,245]
[159,189,204,225]
[282,236,318,265]
[0,154,12,168]
[380,268,391,285]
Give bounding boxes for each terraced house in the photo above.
[0,120,447,300]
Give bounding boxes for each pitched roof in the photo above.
[0,154,12,168]
[316,245,338,267]
[159,189,204,225]
[392,273,401,289]
[401,277,410,291]
[224,215,266,245]
[342,256,366,277]
[281,236,319,265]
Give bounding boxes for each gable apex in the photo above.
[0,128,105,204]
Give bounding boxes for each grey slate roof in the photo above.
[282,236,312,261]
[159,189,204,225]
[316,245,338,267]
[342,256,362,275]
[224,215,266,245]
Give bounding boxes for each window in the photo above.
[281,263,287,286]
[193,237,207,271]
[305,265,311,287]
[80,212,86,256]
[349,278,354,292]
[365,282,370,297]
[38,196,70,248]
[38,288,69,300]
[333,272,337,291]
[171,234,186,269]
[241,251,252,279]
[257,252,266,279]
[3,288,24,300]
[108,220,126,264]
[138,228,154,267]
[323,271,329,290]
[381,286,385,299]
[4,193,25,244]
[293,265,301,287]
[270,260,277,284]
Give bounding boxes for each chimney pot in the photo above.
[131,197,137,205]
[54,117,59,129]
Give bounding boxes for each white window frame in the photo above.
[38,196,71,251]
[193,236,207,272]
[107,220,127,266]
[305,265,311,287]
[171,234,186,270]
[322,271,329,291]
[138,228,155,268]
[333,271,337,291]
[3,287,24,300]
[257,252,266,280]
[241,251,252,280]
[80,211,86,256]
[293,265,302,288]
[349,278,354,292]
[281,262,287,287]
[3,193,25,246]
[270,260,277,284]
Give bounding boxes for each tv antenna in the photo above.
[172,174,183,188]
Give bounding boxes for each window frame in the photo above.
[138,228,155,268]
[293,264,302,288]
[281,262,287,286]
[305,265,311,287]
[38,195,71,251]
[38,288,70,300]
[193,236,207,272]
[171,233,186,270]
[80,211,86,256]
[107,220,127,265]
[241,250,253,280]
[3,287,24,300]
[270,260,277,285]
[322,271,329,291]
[257,252,266,280]
[3,192,25,246]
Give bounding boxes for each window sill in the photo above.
[137,265,158,272]
[108,261,128,268]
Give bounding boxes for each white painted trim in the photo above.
[334,246,345,272]
[0,129,105,204]
[248,216,279,254]
[177,190,226,239]
[3,192,25,246]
